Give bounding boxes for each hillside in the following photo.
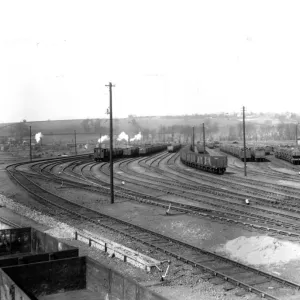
[1,112,300,144]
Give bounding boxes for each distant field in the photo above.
[0,116,240,136]
[0,115,293,142]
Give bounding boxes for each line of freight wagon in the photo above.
[94,144,167,162]
[220,144,266,162]
[180,144,227,174]
[274,147,300,165]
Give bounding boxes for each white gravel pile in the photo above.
[167,220,212,240]
[0,194,74,239]
[222,235,300,265]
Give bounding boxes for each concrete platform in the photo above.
[76,229,162,272]
[0,206,50,231]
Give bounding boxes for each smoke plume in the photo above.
[98,135,109,143]
[117,131,129,141]
[35,132,43,143]
[130,132,142,142]
[84,144,88,149]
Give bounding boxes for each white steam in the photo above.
[130,132,142,142]
[117,131,129,141]
[98,135,109,143]
[84,144,88,149]
[35,132,43,143]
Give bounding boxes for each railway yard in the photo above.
[1,145,300,300]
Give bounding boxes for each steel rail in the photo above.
[6,166,300,299]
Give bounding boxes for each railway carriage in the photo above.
[180,146,227,174]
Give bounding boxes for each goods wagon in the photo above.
[193,144,207,154]
[207,142,215,149]
[167,144,181,153]
[123,146,139,157]
[94,144,167,162]
[264,146,272,155]
[94,147,124,162]
[274,147,300,165]
[139,144,167,155]
[250,147,266,162]
[180,146,227,174]
[220,144,251,161]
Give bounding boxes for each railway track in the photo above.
[85,155,300,239]
[5,162,300,299]
[24,155,300,239]
[170,153,300,202]
[0,215,21,228]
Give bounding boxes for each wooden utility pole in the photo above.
[192,126,195,151]
[296,123,298,148]
[29,126,32,161]
[99,119,102,149]
[74,130,77,155]
[202,123,206,154]
[106,82,115,204]
[243,106,247,176]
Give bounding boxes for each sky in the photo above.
[1,0,300,123]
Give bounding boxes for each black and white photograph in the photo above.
[1,1,300,299]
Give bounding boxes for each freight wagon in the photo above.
[94,144,167,162]
[274,147,300,165]
[264,146,272,155]
[207,142,215,149]
[193,144,207,154]
[123,146,139,157]
[94,147,123,162]
[139,144,167,155]
[220,144,251,162]
[180,146,227,174]
[167,144,181,153]
[250,147,266,162]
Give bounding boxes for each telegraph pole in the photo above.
[29,126,32,162]
[74,130,77,155]
[106,82,115,204]
[203,123,206,154]
[99,119,102,149]
[242,106,247,176]
[296,123,299,148]
[192,126,195,151]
